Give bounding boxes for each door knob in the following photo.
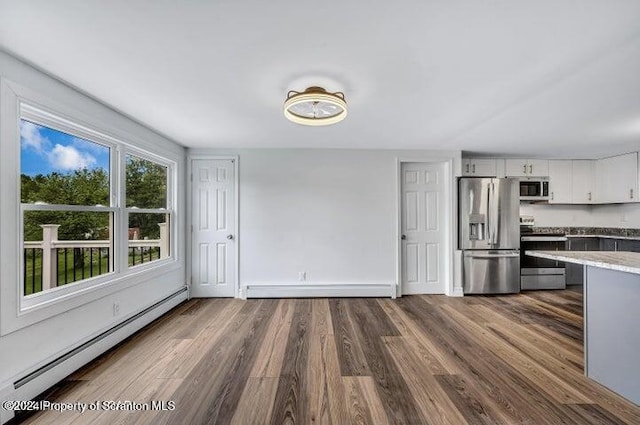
[401,234,407,240]
[227,234,234,240]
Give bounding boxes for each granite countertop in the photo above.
[525,250,640,275]
[565,234,640,240]
[528,227,640,240]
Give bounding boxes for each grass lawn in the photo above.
[24,248,160,295]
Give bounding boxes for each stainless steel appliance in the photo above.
[519,178,549,201]
[519,216,567,290]
[459,178,520,294]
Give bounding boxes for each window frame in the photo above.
[123,150,174,271]
[17,102,177,312]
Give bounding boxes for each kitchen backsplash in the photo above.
[520,203,640,228]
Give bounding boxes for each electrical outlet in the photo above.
[113,302,120,316]
[298,271,307,281]
[622,213,628,222]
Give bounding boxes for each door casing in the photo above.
[396,158,455,297]
[187,155,240,298]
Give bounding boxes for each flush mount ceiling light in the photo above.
[283,86,347,126]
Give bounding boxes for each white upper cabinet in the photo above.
[505,159,549,177]
[462,158,497,176]
[571,160,595,204]
[548,160,572,203]
[595,153,638,204]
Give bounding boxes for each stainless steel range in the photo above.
[519,216,567,290]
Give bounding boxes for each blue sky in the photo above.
[20,119,110,176]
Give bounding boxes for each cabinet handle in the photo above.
[465,163,469,173]
[523,164,527,174]
[529,164,533,174]
[631,189,634,199]
[472,164,476,174]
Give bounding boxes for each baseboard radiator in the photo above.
[1,286,188,424]
[243,282,397,299]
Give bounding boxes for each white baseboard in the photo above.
[1,288,188,424]
[244,282,396,298]
[450,287,464,297]
[0,384,13,424]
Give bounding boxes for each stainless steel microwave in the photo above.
[519,178,549,201]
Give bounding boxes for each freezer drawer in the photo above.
[463,250,520,294]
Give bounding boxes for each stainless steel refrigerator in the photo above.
[459,178,520,294]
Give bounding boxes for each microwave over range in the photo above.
[519,178,549,201]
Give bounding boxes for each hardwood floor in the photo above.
[16,289,640,424]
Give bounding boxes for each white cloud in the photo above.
[20,120,50,153]
[48,144,96,171]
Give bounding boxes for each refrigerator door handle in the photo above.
[485,182,491,244]
[489,182,498,246]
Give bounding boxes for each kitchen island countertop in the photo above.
[525,250,640,275]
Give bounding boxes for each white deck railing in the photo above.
[24,223,168,291]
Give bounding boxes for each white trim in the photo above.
[1,289,187,424]
[396,157,457,297]
[244,282,395,299]
[186,155,240,298]
[1,78,183,335]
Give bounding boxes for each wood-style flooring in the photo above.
[16,288,640,424]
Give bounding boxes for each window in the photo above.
[21,119,114,296]
[19,109,174,303]
[126,155,170,267]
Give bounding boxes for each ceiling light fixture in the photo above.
[283,86,347,126]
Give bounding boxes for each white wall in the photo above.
[190,148,461,295]
[520,202,640,228]
[0,50,187,400]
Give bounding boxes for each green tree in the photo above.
[22,169,110,241]
[126,156,167,239]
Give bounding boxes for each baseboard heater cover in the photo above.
[244,282,397,299]
[13,286,187,390]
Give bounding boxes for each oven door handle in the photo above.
[465,252,520,259]
[521,236,568,242]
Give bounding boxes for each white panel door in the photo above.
[401,162,446,294]
[191,159,236,297]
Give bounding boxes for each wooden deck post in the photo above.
[158,222,169,259]
[40,224,60,290]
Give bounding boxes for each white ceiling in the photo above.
[1,1,639,157]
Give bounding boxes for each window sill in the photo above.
[3,259,182,336]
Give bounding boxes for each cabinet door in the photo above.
[469,159,497,176]
[505,159,528,177]
[596,153,638,203]
[571,160,594,204]
[548,160,572,203]
[462,159,472,176]
[528,159,549,177]
[585,237,600,251]
[600,238,617,251]
[565,238,584,285]
[617,239,640,252]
